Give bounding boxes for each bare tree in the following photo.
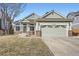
[0,3,26,34]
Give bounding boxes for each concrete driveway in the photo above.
[42,37,79,56]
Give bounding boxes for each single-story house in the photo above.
[13,10,73,38]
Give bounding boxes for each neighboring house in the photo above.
[13,10,73,38]
[67,11,79,24]
[67,11,79,35]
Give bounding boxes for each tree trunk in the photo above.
[8,21,14,34]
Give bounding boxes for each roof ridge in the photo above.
[22,13,40,21]
[41,10,65,18]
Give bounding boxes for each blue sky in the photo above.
[15,3,79,21]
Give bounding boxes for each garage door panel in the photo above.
[41,26,68,38]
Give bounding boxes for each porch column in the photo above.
[69,22,72,30]
[35,22,41,36]
[20,24,23,33]
[68,22,73,36]
[13,24,16,32]
[35,22,39,31]
[27,24,30,32]
[35,22,38,36]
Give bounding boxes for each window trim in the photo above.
[16,25,20,31]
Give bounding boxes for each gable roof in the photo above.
[21,13,40,24]
[16,10,73,24]
[21,13,40,23]
[23,13,40,20]
[41,10,64,18]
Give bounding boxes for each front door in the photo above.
[30,24,35,35]
[23,24,27,33]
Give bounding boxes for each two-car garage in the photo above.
[41,24,68,38]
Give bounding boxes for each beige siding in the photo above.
[45,13,62,18]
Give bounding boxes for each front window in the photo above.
[16,26,20,31]
[30,27,34,31]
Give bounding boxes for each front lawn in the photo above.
[0,35,54,56]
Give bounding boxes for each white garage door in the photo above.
[41,25,68,38]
